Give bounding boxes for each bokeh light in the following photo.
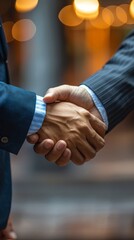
[116,6,127,25]
[107,5,127,27]
[12,19,36,42]
[74,0,99,19]
[90,7,110,29]
[102,8,114,27]
[15,0,38,13]
[130,0,134,18]
[121,3,134,24]
[58,5,83,27]
[3,21,14,43]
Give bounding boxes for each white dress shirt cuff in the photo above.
[28,95,46,135]
[80,85,108,127]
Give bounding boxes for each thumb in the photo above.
[27,133,39,144]
[43,85,74,103]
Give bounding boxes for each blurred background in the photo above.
[1,0,134,239]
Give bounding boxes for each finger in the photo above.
[34,139,55,155]
[89,113,107,137]
[55,148,71,167]
[43,85,73,103]
[45,140,68,162]
[78,143,96,161]
[86,126,105,152]
[69,146,87,165]
[1,217,17,240]
[27,134,39,144]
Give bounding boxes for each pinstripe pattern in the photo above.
[83,30,134,132]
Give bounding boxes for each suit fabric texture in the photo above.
[83,30,134,131]
[0,21,36,229]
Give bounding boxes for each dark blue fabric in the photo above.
[0,19,36,229]
[0,21,11,228]
[0,151,11,229]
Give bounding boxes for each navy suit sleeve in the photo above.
[0,82,36,154]
[83,30,134,132]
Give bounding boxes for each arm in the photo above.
[83,30,134,131]
[0,82,36,154]
[43,30,134,132]
[31,30,134,163]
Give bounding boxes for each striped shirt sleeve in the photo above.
[80,85,108,127]
[27,95,46,135]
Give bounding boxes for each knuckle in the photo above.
[80,108,89,116]
[90,130,96,139]
[79,122,88,132]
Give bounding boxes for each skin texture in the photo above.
[28,99,106,166]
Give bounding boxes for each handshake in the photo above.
[27,85,107,166]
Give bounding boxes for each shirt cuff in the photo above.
[80,85,109,127]
[28,95,46,135]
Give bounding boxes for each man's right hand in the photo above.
[44,84,104,121]
[28,85,106,166]
[44,85,94,110]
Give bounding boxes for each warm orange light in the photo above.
[116,6,127,24]
[130,0,134,18]
[3,21,14,43]
[12,19,36,42]
[121,3,134,24]
[102,8,114,26]
[90,8,110,29]
[58,5,83,27]
[107,5,126,27]
[74,0,99,19]
[15,0,38,13]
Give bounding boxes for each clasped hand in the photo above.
[27,85,106,166]
[37,101,105,165]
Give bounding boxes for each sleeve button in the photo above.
[1,137,9,144]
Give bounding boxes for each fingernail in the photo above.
[63,149,71,158]
[57,142,66,151]
[44,141,53,149]
[9,231,17,239]
[44,93,52,98]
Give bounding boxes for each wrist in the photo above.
[90,106,103,121]
[28,95,46,135]
[80,85,108,127]
[78,86,94,110]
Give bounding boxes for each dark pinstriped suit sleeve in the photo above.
[83,30,134,132]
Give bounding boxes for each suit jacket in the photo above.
[83,30,134,131]
[0,21,36,229]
